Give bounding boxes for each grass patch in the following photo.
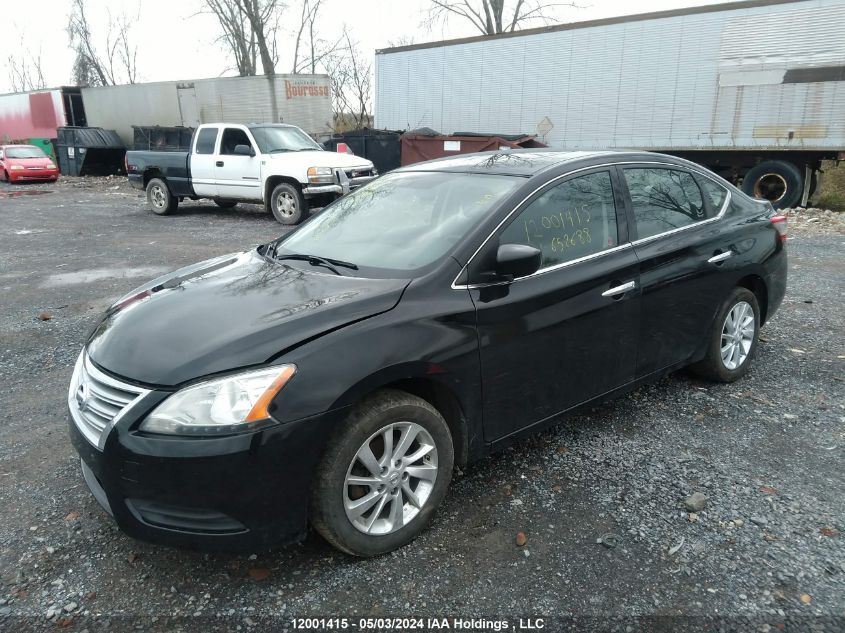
[817,161,845,211]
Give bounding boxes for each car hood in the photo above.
[86,250,408,386]
[266,150,372,169]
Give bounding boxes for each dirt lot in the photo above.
[0,177,843,632]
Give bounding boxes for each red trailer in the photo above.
[0,87,86,145]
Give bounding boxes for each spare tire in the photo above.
[742,160,803,209]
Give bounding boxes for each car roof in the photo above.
[395,149,694,177]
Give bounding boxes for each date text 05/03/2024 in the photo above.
[290,617,546,630]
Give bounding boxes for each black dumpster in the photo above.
[323,129,402,174]
[133,125,195,151]
[56,127,126,176]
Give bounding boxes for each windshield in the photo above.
[276,171,520,274]
[6,146,47,159]
[250,126,322,153]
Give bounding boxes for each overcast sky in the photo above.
[1,0,721,94]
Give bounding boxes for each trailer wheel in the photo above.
[742,160,803,209]
[146,178,178,215]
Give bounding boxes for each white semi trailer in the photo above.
[375,0,845,208]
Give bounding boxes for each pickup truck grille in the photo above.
[68,353,149,449]
[343,167,375,180]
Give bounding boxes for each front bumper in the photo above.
[303,168,376,197]
[68,375,347,551]
[8,168,58,182]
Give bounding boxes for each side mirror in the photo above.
[234,144,255,157]
[495,243,542,280]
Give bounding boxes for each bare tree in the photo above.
[203,0,257,76]
[7,43,47,92]
[291,0,345,74]
[202,0,282,75]
[327,29,372,131]
[426,0,578,35]
[67,0,139,86]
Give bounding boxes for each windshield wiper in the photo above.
[273,252,358,275]
[268,148,292,153]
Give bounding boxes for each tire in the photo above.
[1,170,7,182]
[214,200,237,209]
[269,182,307,225]
[146,178,178,215]
[691,287,760,383]
[311,389,454,557]
[742,160,803,209]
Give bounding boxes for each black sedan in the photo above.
[68,150,787,556]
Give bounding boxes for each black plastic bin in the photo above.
[133,126,195,151]
[56,127,126,176]
[323,129,402,174]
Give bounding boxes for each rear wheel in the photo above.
[269,182,307,225]
[691,287,760,382]
[311,389,454,557]
[146,178,178,215]
[742,160,803,209]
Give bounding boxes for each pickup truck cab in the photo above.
[126,123,377,224]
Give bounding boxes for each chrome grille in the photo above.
[68,353,149,449]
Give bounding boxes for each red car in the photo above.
[0,144,59,183]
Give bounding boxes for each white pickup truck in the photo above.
[126,123,377,224]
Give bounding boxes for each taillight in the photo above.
[124,153,129,173]
[770,214,788,242]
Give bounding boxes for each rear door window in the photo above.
[195,128,219,155]
[499,170,619,269]
[623,168,706,240]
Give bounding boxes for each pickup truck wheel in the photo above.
[270,182,307,225]
[146,178,178,215]
[214,200,238,209]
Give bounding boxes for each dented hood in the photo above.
[86,250,407,386]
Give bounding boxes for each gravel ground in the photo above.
[0,178,843,632]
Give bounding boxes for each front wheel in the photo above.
[311,389,454,557]
[691,287,760,382]
[146,178,178,215]
[269,182,307,225]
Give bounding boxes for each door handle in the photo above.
[215,161,224,167]
[707,251,733,264]
[602,280,636,298]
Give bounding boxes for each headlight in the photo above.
[140,365,296,435]
[307,166,334,184]
[10,165,24,170]
[47,162,56,169]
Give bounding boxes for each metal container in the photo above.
[132,126,195,151]
[324,129,402,173]
[400,131,545,166]
[82,74,333,146]
[375,0,845,152]
[56,127,126,176]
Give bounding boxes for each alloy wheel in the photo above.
[720,300,755,370]
[276,191,297,218]
[343,422,438,535]
[150,185,166,209]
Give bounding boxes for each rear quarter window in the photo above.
[697,176,729,215]
[195,128,219,155]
